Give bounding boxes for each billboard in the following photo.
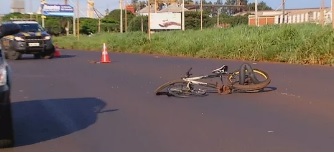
[41,4,74,17]
[150,13,181,30]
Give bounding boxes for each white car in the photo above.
[0,22,20,148]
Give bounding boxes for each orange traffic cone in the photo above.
[100,43,111,63]
[54,46,61,57]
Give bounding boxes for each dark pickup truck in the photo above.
[0,20,55,60]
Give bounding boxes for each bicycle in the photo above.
[155,63,271,98]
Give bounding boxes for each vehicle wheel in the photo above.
[228,69,271,92]
[33,53,41,59]
[41,53,54,59]
[41,48,55,59]
[41,46,55,59]
[5,51,21,60]
[0,98,14,148]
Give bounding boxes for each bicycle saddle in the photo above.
[212,65,228,74]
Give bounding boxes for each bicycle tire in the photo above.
[228,69,269,83]
[155,80,207,98]
[155,80,184,94]
[228,69,271,91]
[238,63,260,85]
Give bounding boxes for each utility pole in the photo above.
[332,0,334,29]
[41,0,46,28]
[282,0,285,23]
[141,14,144,33]
[65,0,69,35]
[120,0,123,33]
[93,8,103,33]
[77,0,80,40]
[320,0,325,26]
[236,0,240,12]
[200,0,203,31]
[182,0,185,31]
[255,0,258,26]
[217,8,219,27]
[73,3,76,36]
[154,0,157,13]
[148,1,151,40]
[124,0,127,32]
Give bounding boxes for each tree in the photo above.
[215,0,223,4]
[131,0,138,3]
[224,0,248,5]
[103,9,136,32]
[128,15,148,32]
[2,13,29,21]
[219,14,248,27]
[247,1,272,11]
[79,18,99,34]
[224,0,248,14]
[185,0,194,4]
[184,11,215,29]
[195,0,210,4]
[2,13,72,36]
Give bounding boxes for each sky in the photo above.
[0,0,332,16]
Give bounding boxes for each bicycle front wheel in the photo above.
[155,80,206,98]
[227,69,271,92]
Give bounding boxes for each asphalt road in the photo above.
[1,50,334,151]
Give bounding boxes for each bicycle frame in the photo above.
[182,74,220,88]
[181,65,229,90]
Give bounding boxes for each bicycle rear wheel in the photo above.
[155,80,207,98]
[228,69,271,92]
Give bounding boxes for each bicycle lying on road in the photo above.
[155,63,271,98]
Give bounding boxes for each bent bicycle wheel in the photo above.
[228,69,271,92]
[155,80,206,98]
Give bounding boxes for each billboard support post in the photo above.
[41,15,45,28]
[73,16,76,36]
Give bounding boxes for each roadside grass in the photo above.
[53,24,334,65]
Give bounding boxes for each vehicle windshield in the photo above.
[18,24,45,32]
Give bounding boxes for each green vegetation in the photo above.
[1,9,249,35]
[2,1,331,65]
[53,24,334,65]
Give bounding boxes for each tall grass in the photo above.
[53,24,334,65]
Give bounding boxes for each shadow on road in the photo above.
[56,54,76,59]
[156,86,277,97]
[232,86,277,93]
[11,97,118,147]
[15,54,76,60]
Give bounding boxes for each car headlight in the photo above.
[0,67,7,86]
[14,36,24,41]
[44,36,51,40]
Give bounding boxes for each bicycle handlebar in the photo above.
[184,65,229,78]
[185,67,193,77]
